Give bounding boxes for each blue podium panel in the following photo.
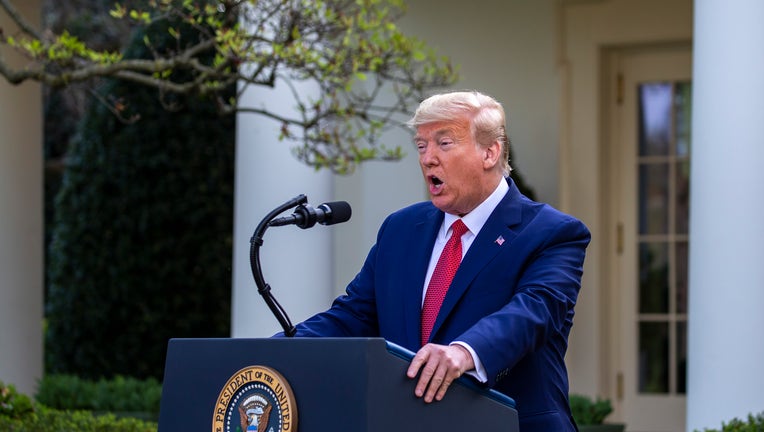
[158,338,518,432]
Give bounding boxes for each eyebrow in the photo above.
[413,128,454,143]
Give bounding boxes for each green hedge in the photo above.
[45,10,235,380]
[1,382,35,420]
[0,409,157,432]
[1,380,157,432]
[35,375,161,415]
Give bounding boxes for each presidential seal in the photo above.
[212,365,297,432]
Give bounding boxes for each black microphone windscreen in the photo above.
[323,201,352,225]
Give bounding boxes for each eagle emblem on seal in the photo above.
[238,394,273,432]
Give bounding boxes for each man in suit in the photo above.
[290,91,590,431]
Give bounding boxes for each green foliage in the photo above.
[0,406,157,432]
[569,393,614,425]
[45,15,235,380]
[35,375,161,415]
[0,382,35,420]
[3,380,156,431]
[698,412,764,432]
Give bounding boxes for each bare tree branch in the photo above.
[0,0,43,39]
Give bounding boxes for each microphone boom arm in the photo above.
[248,194,307,337]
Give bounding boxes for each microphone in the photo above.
[268,201,352,229]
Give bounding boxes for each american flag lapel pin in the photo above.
[495,235,505,246]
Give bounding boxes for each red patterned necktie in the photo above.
[421,219,469,345]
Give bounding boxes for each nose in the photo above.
[419,144,438,167]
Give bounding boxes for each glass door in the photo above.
[612,45,691,432]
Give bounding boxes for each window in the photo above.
[636,81,691,394]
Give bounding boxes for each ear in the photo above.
[482,140,502,170]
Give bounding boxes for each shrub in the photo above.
[1,380,157,432]
[34,374,95,411]
[35,375,161,415]
[0,407,157,432]
[0,382,35,420]
[569,393,614,425]
[699,412,764,432]
[45,11,235,380]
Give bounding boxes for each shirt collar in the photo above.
[442,178,508,237]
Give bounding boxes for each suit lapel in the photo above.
[429,179,524,342]
[403,207,443,348]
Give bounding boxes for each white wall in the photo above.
[403,0,561,205]
[0,0,44,396]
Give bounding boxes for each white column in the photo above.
[231,82,335,337]
[0,1,44,396]
[687,1,764,430]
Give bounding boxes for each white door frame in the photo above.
[603,43,691,432]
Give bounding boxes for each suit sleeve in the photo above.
[286,217,390,338]
[456,215,590,387]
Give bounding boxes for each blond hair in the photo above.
[408,91,511,175]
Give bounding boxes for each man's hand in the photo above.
[406,343,475,403]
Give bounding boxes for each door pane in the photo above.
[676,321,688,394]
[636,81,691,397]
[675,82,692,157]
[639,242,669,314]
[639,83,672,156]
[639,163,669,235]
[675,241,688,314]
[639,321,669,393]
[675,160,691,234]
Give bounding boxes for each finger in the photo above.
[422,362,449,403]
[414,359,438,398]
[434,370,459,401]
[406,347,430,379]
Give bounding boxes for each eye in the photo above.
[415,141,426,153]
[439,139,454,147]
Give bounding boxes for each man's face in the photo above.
[415,120,497,216]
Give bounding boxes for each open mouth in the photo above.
[428,175,444,194]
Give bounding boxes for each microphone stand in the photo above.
[249,194,308,337]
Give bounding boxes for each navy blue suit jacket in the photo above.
[293,178,590,431]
